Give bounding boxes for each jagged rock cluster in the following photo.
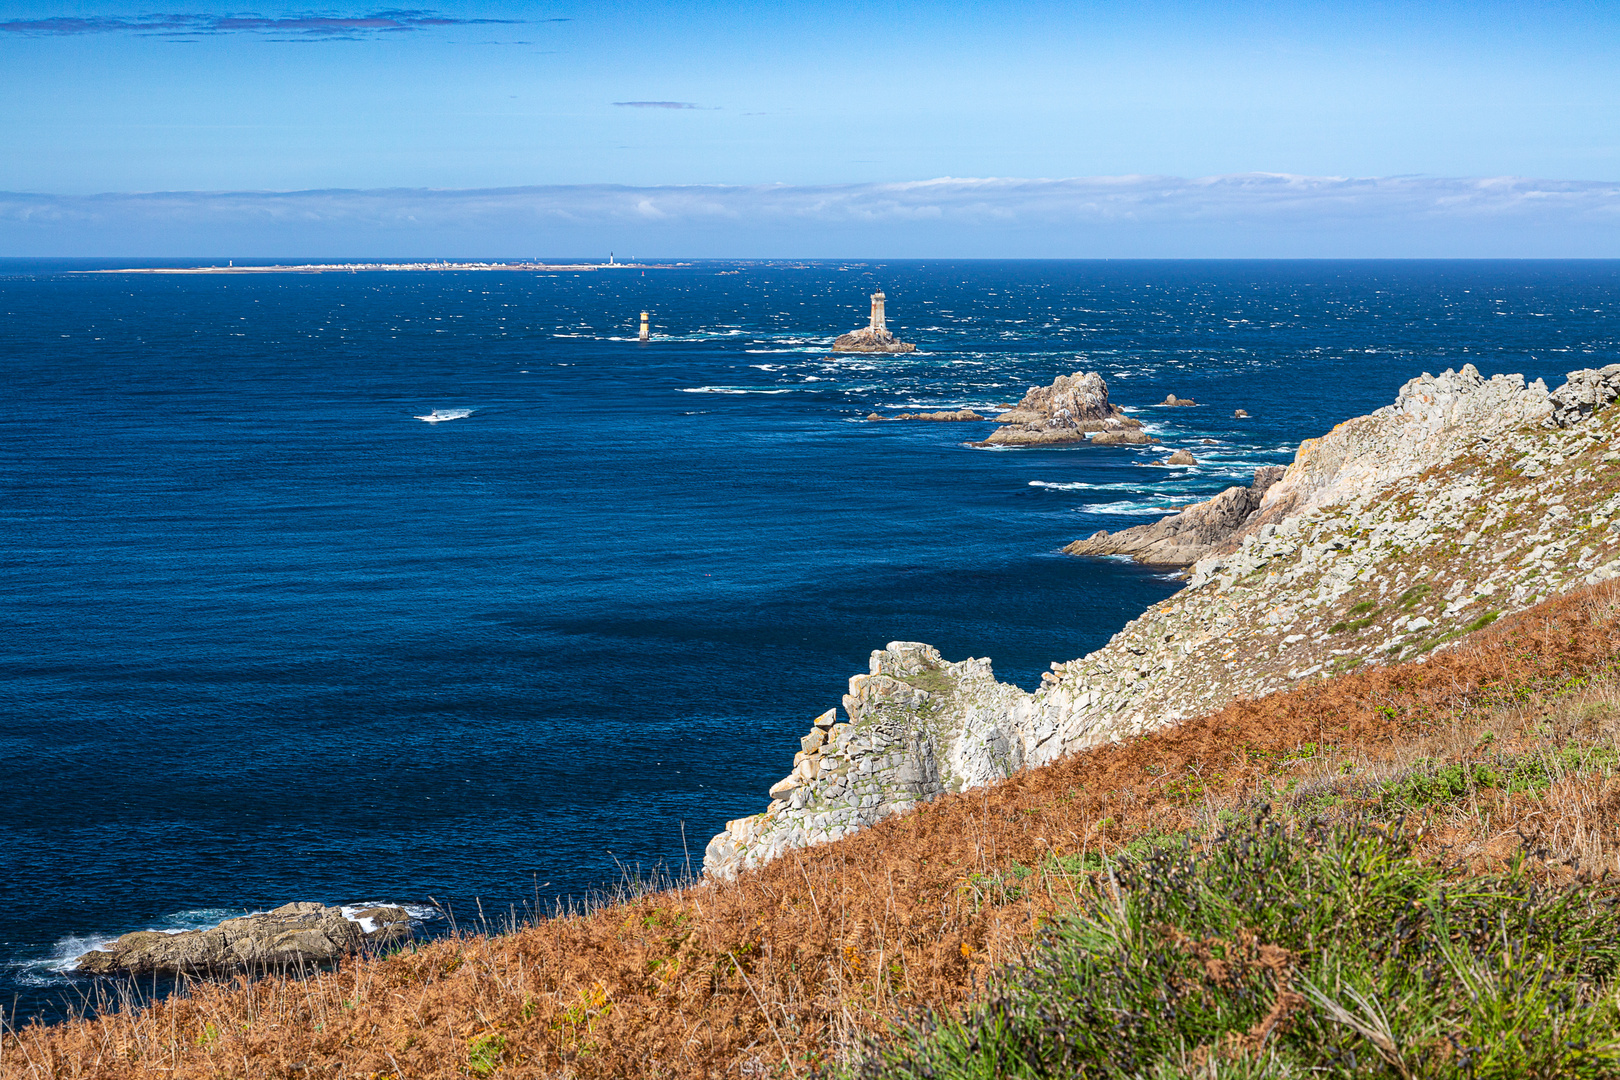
[706,363,1620,879]
[976,371,1154,447]
[75,903,412,975]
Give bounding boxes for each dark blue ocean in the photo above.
[3,259,1616,1022]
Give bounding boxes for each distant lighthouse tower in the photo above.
[868,290,887,333]
[639,311,650,341]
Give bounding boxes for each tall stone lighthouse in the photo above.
[832,288,914,353]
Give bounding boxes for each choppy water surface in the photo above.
[2,259,1616,1020]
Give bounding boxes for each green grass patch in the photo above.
[1398,583,1432,609]
[848,818,1620,1079]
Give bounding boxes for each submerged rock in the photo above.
[74,903,412,975]
[975,372,1154,447]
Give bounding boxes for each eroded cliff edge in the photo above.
[705,364,1620,878]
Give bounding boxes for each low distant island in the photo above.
[79,260,682,275]
[832,290,916,353]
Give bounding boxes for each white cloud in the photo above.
[2,175,1617,257]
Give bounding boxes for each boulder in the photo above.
[1166,450,1197,465]
[1234,409,1251,418]
[975,372,1153,448]
[1064,466,1285,565]
[74,903,412,976]
[1163,394,1196,406]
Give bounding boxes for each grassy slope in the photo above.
[8,585,1620,1079]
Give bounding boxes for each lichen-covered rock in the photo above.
[74,903,412,975]
[707,365,1620,880]
[976,372,1152,448]
[703,644,1023,879]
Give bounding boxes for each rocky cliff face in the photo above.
[977,371,1153,447]
[705,364,1620,879]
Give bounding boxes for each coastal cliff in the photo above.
[706,363,1620,877]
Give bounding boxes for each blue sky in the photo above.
[2,1,1618,255]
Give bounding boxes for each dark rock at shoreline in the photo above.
[1064,466,1285,565]
[74,903,412,976]
[975,372,1155,447]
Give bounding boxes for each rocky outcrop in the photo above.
[1549,363,1620,427]
[867,409,987,422]
[1166,450,1197,465]
[1064,466,1284,565]
[705,646,1026,879]
[1234,409,1250,418]
[834,327,916,353]
[74,903,412,975]
[975,372,1154,448]
[1163,395,1196,406]
[707,364,1620,880]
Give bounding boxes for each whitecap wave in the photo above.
[1079,498,1198,516]
[678,387,793,395]
[1030,480,1168,493]
[415,408,474,423]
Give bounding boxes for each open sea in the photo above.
[2,258,1616,1023]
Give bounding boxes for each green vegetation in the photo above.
[467,1032,506,1076]
[849,818,1620,1079]
[1398,583,1432,609]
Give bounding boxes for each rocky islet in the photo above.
[974,370,1155,447]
